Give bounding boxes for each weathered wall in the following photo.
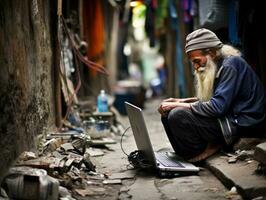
[0,0,54,179]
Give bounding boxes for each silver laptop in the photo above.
[125,102,199,176]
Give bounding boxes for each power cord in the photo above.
[120,126,131,156]
[120,126,152,169]
[127,150,152,169]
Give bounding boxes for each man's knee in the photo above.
[168,107,191,125]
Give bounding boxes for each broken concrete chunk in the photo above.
[83,152,96,172]
[85,148,104,157]
[16,157,51,169]
[118,192,132,200]
[88,171,98,176]
[119,186,129,193]
[75,189,94,197]
[247,160,253,164]
[254,142,266,165]
[52,151,65,158]
[86,180,101,186]
[68,152,83,160]
[228,157,237,163]
[65,158,75,168]
[236,150,254,161]
[19,151,37,161]
[69,166,80,175]
[49,157,64,169]
[90,187,106,193]
[59,157,67,169]
[224,152,235,157]
[108,171,136,180]
[59,186,71,198]
[44,138,63,152]
[75,187,106,197]
[61,143,74,151]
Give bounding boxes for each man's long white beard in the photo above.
[194,56,217,102]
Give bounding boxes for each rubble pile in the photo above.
[0,103,127,200]
[223,139,266,176]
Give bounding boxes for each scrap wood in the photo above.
[15,158,51,170]
[50,157,64,169]
[18,151,37,161]
[46,131,81,141]
[65,158,75,168]
[88,138,116,146]
[61,142,75,151]
[43,138,63,152]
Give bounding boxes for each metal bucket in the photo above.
[3,166,59,200]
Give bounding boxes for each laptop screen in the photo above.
[125,102,158,167]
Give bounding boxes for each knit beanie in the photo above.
[185,28,223,53]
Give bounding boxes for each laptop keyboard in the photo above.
[156,152,184,168]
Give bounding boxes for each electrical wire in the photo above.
[120,126,131,156]
[120,126,152,169]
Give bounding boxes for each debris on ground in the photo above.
[1,102,127,200]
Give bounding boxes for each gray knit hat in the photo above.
[185,28,223,53]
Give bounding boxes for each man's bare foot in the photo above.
[188,143,223,163]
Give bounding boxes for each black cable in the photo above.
[120,126,131,156]
[120,126,152,169]
[128,150,152,169]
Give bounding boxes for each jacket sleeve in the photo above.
[191,65,239,117]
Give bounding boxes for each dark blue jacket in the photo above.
[191,56,266,144]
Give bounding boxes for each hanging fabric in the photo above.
[82,1,105,76]
[198,0,229,30]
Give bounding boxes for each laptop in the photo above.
[125,101,199,177]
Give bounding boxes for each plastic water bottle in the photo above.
[97,90,108,112]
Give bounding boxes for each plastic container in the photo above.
[97,90,108,112]
[3,167,59,200]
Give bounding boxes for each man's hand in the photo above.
[158,101,178,116]
[158,99,192,116]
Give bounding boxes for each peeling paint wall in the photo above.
[0,1,55,179]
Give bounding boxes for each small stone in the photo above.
[229,186,237,195]
[254,142,266,165]
[103,179,122,184]
[59,186,71,198]
[228,157,237,163]
[119,186,129,193]
[251,196,264,200]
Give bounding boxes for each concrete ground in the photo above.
[90,98,242,200]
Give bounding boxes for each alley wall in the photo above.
[0,1,55,179]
